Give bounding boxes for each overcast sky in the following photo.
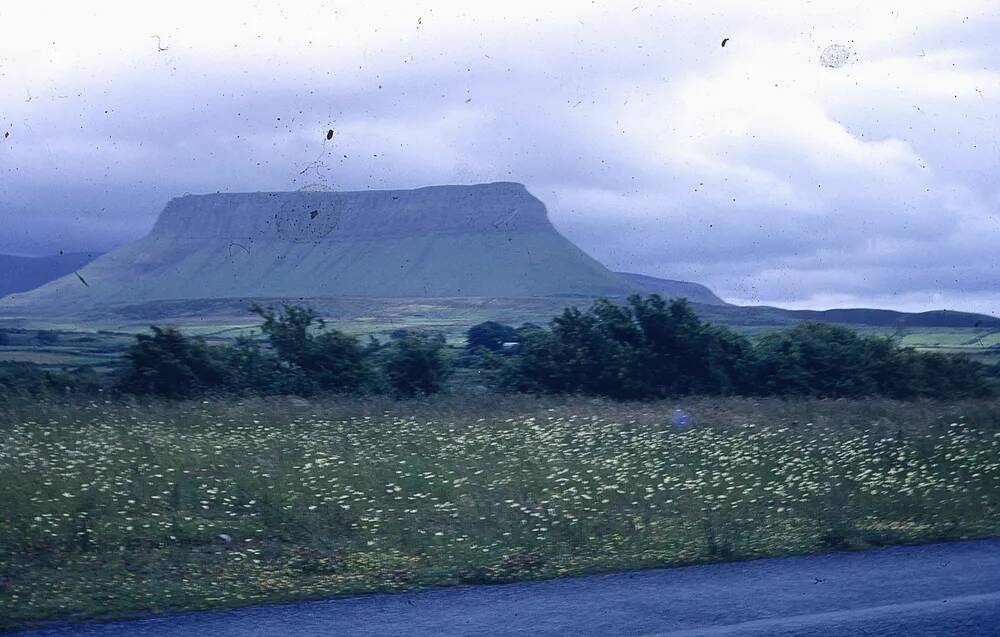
[1,1,998,313]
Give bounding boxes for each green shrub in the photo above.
[754,323,894,398]
[0,362,100,402]
[218,335,311,396]
[377,333,452,398]
[503,296,991,401]
[250,304,370,394]
[895,349,992,399]
[754,322,990,399]
[505,295,754,399]
[117,326,228,398]
[466,321,519,352]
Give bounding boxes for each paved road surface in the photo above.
[16,539,1000,636]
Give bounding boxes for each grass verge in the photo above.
[2,395,999,631]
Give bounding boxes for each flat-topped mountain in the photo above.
[1,183,633,310]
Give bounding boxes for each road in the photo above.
[16,539,1000,636]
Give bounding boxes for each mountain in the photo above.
[0,252,101,299]
[615,272,728,306]
[1,183,633,312]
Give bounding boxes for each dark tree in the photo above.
[250,304,369,393]
[505,295,754,399]
[753,322,990,399]
[379,333,451,398]
[502,296,990,400]
[466,321,520,352]
[118,326,227,398]
[220,334,308,395]
[0,362,99,401]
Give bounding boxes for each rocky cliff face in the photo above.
[1,182,633,312]
[150,182,553,242]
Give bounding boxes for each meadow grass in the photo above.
[2,395,1000,630]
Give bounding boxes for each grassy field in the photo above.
[881,327,1000,365]
[2,395,999,631]
[739,326,1000,366]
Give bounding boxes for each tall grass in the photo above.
[2,395,999,630]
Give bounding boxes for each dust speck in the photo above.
[820,44,853,68]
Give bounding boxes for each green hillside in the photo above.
[0,184,631,313]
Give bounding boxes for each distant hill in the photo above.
[0,252,101,299]
[615,272,728,306]
[693,303,1000,329]
[609,274,1000,327]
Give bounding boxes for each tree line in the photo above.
[494,295,994,400]
[116,304,451,399]
[1,295,996,402]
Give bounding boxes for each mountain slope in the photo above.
[1,183,632,311]
[0,252,101,299]
[615,272,728,306]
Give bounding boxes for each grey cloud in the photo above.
[0,3,998,314]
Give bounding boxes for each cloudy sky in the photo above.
[1,1,998,314]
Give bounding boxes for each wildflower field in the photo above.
[2,396,1000,630]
